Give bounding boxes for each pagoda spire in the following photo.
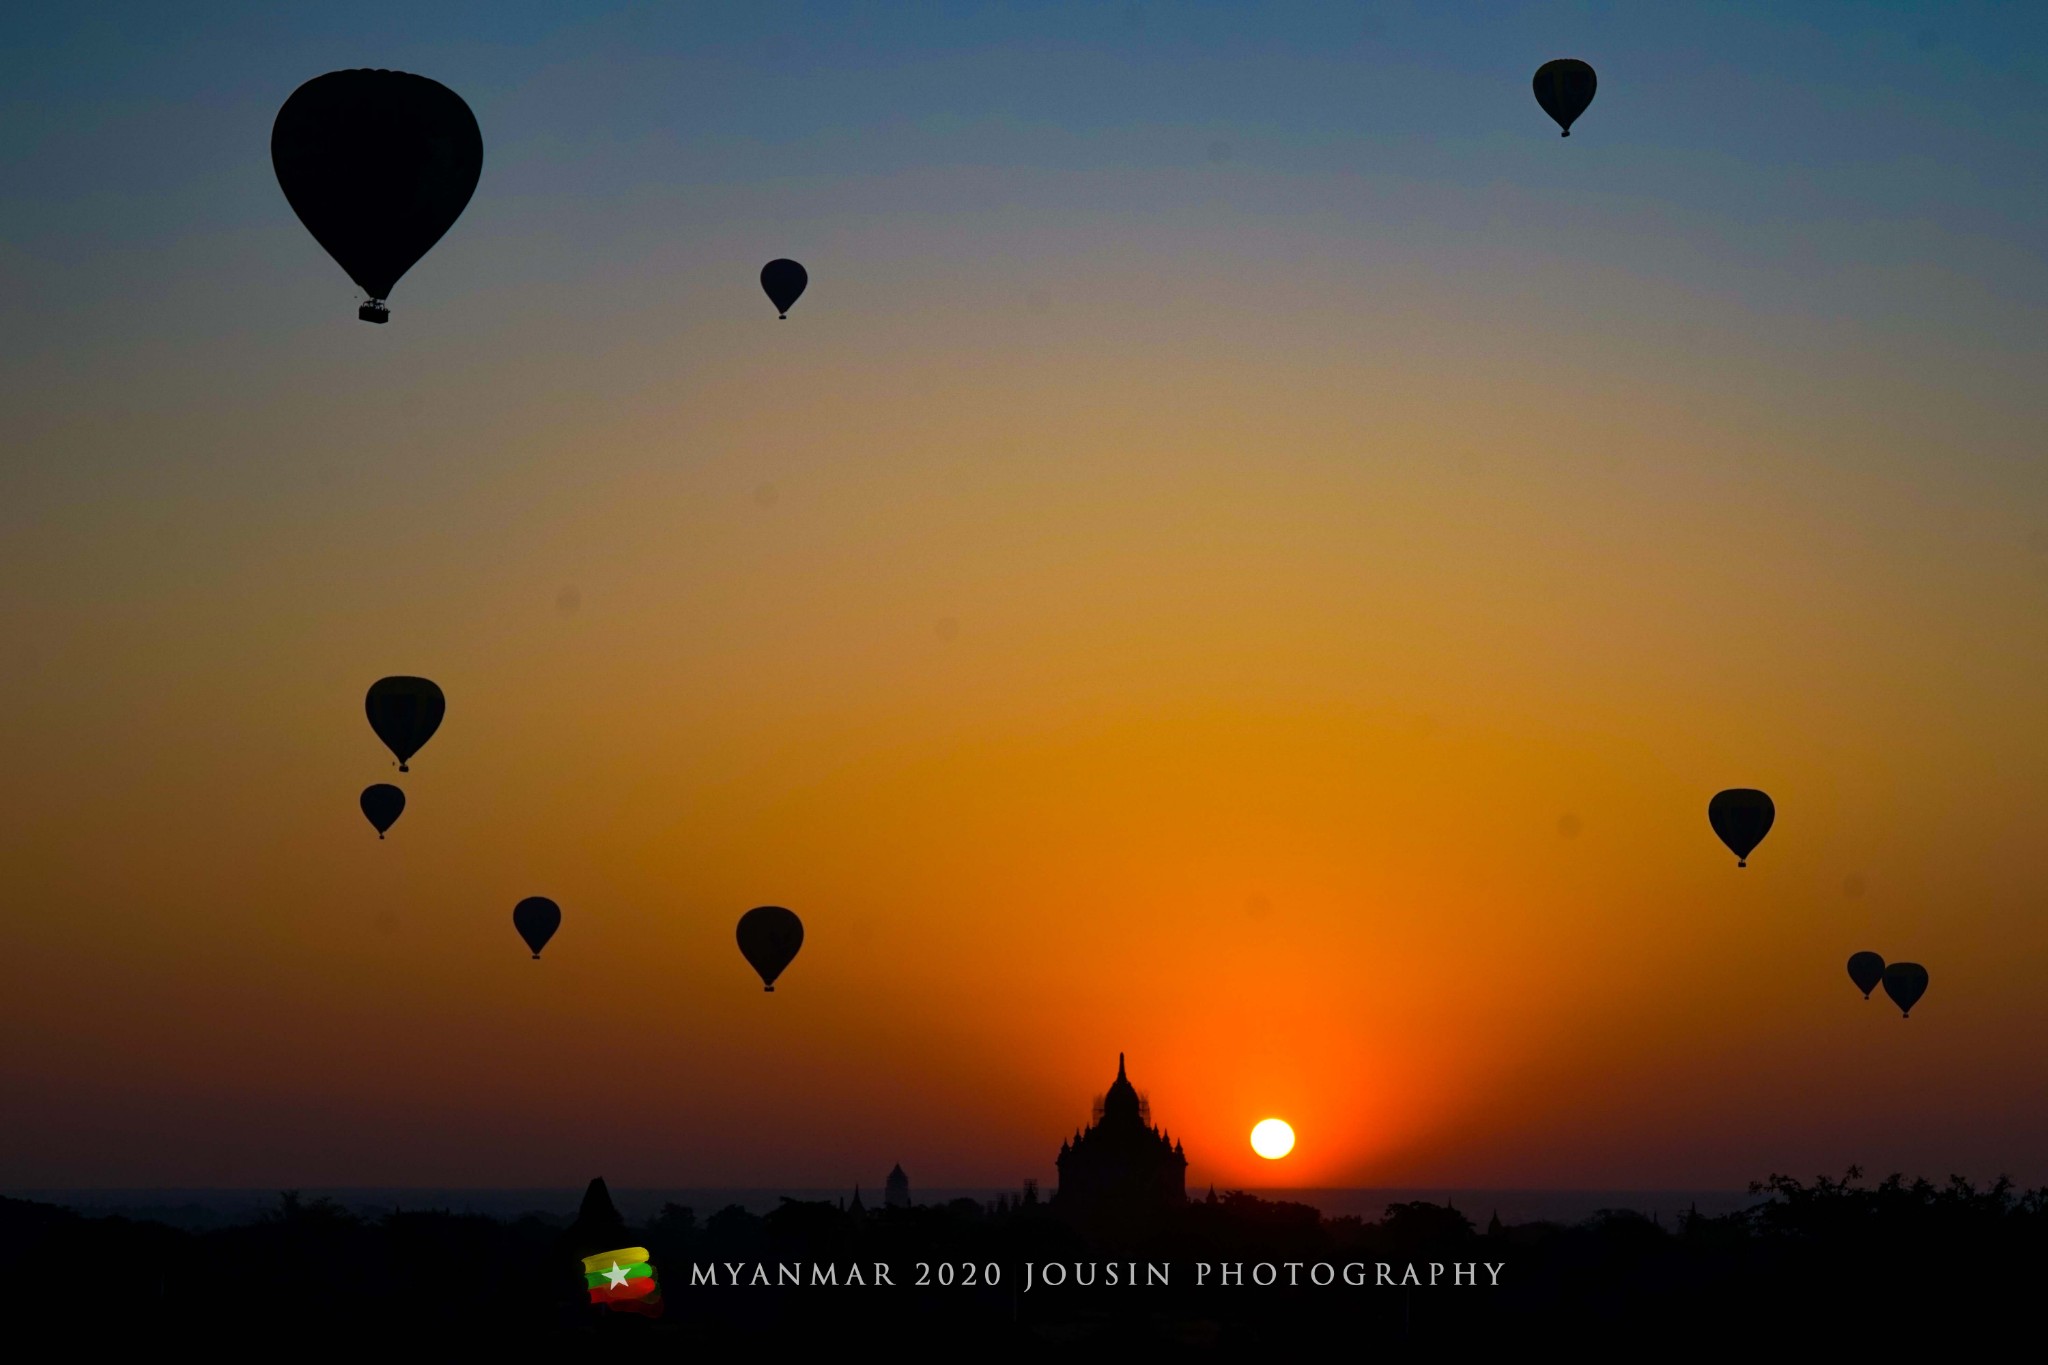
[1102,1052,1142,1125]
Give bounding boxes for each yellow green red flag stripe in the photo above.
[582,1247,662,1313]
[581,1247,651,1275]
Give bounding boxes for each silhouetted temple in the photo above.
[1054,1053,1187,1227]
[561,1176,627,1260]
[885,1163,910,1209]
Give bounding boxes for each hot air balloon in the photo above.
[760,259,808,318]
[1882,962,1928,1018]
[272,69,484,322]
[1847,951,1885,999]
[737,905,804,991]
[513,897,561,960]
[359,783,405,838]
[1533,59,1597,136]
[1708,789,1775,866]
[365,676,445,772]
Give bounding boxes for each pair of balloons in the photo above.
[513,899,805,991]
[1847,953,1930,1018]
[274,70,813,324]
[358,676,445,838]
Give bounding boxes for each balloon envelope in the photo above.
[760,259,808,318]
[513,897,562,960]
[1533,58,1598,136]
[1847,951,1885,999]
[1708,789,1775,866]
[272,69,484,321]
[365,676,445,772]
[737,905,804,991]
[1882,962,1928,1017]
[359,783,405,838]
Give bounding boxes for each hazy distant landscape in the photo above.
[11,1187,1766,1231]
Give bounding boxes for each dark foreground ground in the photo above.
[4,1170,2040,1353]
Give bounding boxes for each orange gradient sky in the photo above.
[4,3,2048,1191]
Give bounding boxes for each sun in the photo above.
[1250,1118,1295,1160]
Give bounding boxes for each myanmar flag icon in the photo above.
[583,1246,663,1318]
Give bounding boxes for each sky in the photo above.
[3,1,2047,1194]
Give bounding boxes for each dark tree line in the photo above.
[3,1169,2039,1351]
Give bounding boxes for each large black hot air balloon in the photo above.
[1708,789,1775,866]
[1882,962,1928,1018]
[272,69,484,322]
[360,783,405,839]
[737,905,804,991]
[760,259,808,319]
[513,897,561,960]
[1533,59,1597,137]
[365,676,445,772]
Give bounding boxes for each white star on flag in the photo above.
[604,1261,630,1289]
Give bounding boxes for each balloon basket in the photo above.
[358,301,389,323]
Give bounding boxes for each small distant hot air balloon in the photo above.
[737,905,804,991]
[1533,59,1598,136]
[760,259,808,319]
[1708,789,1775,867]
[1847,951,1885,999]
[1882,962,1928,1018]
[513,897,562,960]
[365,676,445,772]
[359,783,405,839]
[272,69,485,322]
